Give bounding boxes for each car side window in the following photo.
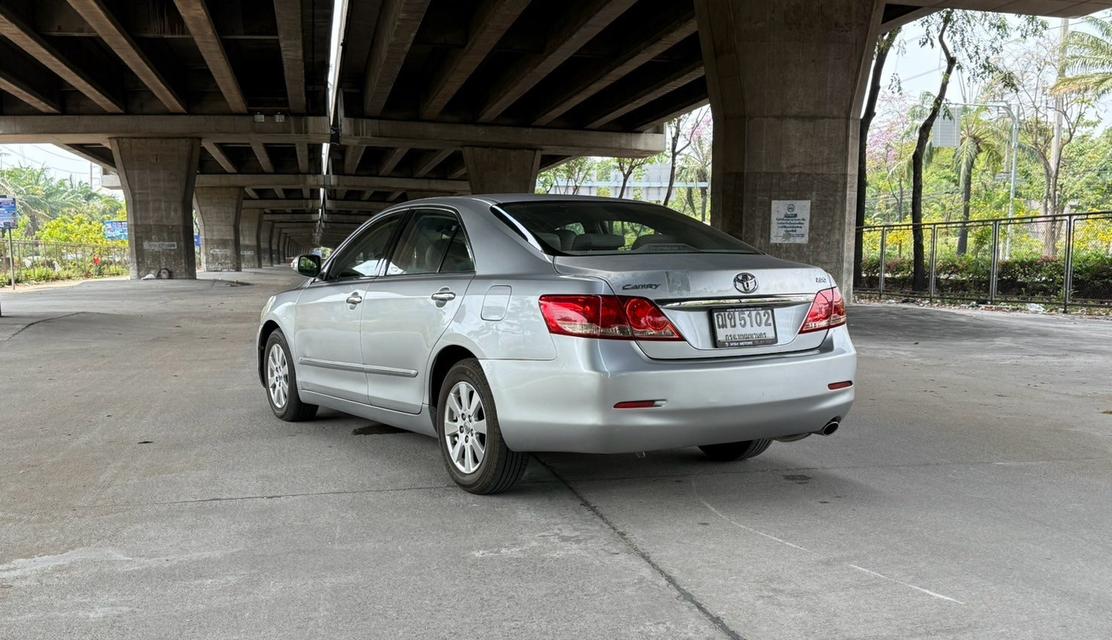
[386,211,474,276]
[325,215,403,280]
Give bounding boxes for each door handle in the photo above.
[346,293,363,306]
[430,289,456,302]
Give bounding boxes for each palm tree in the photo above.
[0,166,83,235]
[1054,15,1112,97]
[953,107,1007,254]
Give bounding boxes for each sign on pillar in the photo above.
[770,200,811,245]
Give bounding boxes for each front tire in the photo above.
[264,331,317,422]
[699,439,772,462]
[436,359,528,494]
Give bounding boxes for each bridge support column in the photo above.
[269,224,279,265]
[194,187,242,272]
[110,138,201,279]
[259,221,274,266]
[463,147,541,194]
[239,209,261,268]
[694,0,880,293]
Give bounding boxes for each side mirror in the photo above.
[293,254,321,278]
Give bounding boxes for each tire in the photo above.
[263,330,318,422]
[436,358,528,494]
[699,439,772,462]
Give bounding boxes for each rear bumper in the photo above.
[483,326,856,453]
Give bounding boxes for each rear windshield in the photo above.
[495,200,760,256]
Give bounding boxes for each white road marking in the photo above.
[847,564,965,604]
[692,485,811,552]
[692,479,964,605]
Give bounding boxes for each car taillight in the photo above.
[539,295,683,341]
[800,286,847,333]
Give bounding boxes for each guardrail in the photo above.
[856,211,1112,311]
[0,240,129,286]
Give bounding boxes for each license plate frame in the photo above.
[710,307,778,348]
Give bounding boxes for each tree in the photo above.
[616,156,650,198]
[855,27,901,289]
[1053,14,1112,98]
[538,156,604,195]
[677,115,713,221]
[991,22,1089,256]
[910,11,958,290]
[907,10,1043,289]
[38,213,116,245]
[953,106,1006,254]
[662,108,709,207]
[0,166,84,235]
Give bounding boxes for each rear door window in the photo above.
[386,210,474,276]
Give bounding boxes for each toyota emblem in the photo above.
[734,272,759,294]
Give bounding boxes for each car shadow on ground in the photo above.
[299,408,874,509]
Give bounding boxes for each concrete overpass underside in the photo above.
[0,0,1107,280]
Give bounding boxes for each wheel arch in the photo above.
[427,344,479,416]
[257,320,282,386]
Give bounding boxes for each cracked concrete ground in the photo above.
[1,270,1110,639]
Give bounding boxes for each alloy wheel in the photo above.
[267,343,289,409]
[444,381,487,474]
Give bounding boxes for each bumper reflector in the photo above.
[614,400,664,409]
[828,381,853,390]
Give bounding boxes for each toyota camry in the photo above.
[257,195,856,493]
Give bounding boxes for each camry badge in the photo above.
[734,272,759,294]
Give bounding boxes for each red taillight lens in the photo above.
[539,295,683,341]
[800,286,847,333]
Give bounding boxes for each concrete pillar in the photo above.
[258,221,274,266]
[110,138,201,279]
[694,0,880,292]
[269,224,279,265]
[463,147,541,194]
[194,187,243,272]
[239,209,261,268]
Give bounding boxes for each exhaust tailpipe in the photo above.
[817,419,840,436]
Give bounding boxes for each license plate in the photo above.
[711,308,777,347]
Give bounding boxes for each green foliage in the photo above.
[38,214,123,246]
[1055,15,1112,98]
[0,166,125,240]
[858,251,1112,302]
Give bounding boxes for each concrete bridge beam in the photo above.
[462,147,541,194]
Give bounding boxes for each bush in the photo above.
[859,251,1112,303]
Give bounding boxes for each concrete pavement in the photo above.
[1,270,1110,639]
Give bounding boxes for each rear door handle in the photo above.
[430,289,456,302]
[346,293,363,306]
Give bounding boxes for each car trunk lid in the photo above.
[553,253,833,359]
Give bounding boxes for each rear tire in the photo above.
[436,358,528,494]
[699,439,772,462]
[264,331,317,422]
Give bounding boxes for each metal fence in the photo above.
[856,211,1112,311]
[0,240,130,286]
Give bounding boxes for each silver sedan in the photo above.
[257,195,856,493]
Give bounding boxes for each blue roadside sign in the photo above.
[0,196,16,230]
[103,220,128,241]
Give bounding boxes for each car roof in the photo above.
[391,193,643,208]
